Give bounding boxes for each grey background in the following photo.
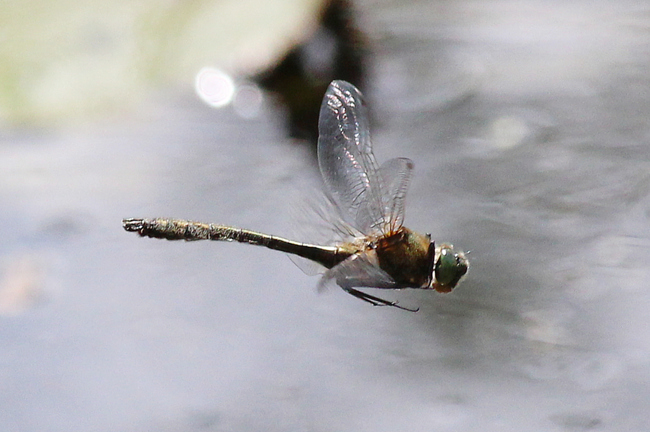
[1,0,649,430]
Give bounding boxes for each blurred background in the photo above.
[1,0,650,430]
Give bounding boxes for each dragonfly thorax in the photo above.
[375,227,434,288]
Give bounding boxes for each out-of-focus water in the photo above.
[1,0,650,431]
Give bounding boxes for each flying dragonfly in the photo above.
[123,80,469,311]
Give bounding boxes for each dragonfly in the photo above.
[123,80,468,311]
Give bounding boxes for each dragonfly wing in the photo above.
[290,190,362,246]
[317,253,398,292]
[379,157,414,233]
[287,254,327,276]
[318,80,386,234]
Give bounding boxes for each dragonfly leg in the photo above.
[343,288,419,312]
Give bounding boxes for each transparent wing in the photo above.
[379,157,414,234]
[287,190,363,275]
[318,80,387,235]
[317,253,398,292]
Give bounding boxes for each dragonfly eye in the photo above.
[435,244,469,290]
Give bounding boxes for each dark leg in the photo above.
[344,288,419,312]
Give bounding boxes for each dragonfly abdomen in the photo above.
[122,218,348,269]
[123,218,236,241]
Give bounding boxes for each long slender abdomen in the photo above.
[122,218,348,269]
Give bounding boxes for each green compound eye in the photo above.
[435,245,469,290]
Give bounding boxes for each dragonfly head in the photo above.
[430,243,469,293]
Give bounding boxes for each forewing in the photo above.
[317,80,385,235]
[379,157,414,234]
[317,253,398,292]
